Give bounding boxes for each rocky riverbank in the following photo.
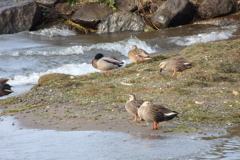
[0,38,239,134]
[1,0,240,34]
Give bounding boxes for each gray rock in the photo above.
[0,0,41,34]
[194,15,240,26]
[97,11,145,33]
[150,0,195,29]
[71,2,113,28]
[197,0,234,19]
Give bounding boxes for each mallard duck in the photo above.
[92,53,124,71]
[0,79,13,97]
[128,45,151,65]
[159,57,192,77]
[125,94,144,122]
[138,101,178,130]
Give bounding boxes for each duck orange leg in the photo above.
[171,70,177,77]
[152,121,160,130]
[130,115,138,122]
[177,71,183,77]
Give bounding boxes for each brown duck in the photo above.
[0,79,13,97]
[92,53,124,71]
[159,57,192,77]
[128,45,151,65]
[125,94,144,122]
[138,101,178,130]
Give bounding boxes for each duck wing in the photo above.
[102,57,123,66]
[137,49,151,58]
[126,100,143,115]
[154,105,178,121]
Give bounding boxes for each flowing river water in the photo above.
[0,24,240,159]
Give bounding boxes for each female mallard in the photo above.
[92,53,124,71]
[159,57,192,77]
[138,101,178,130]
[128,45,151,65]
[125,94,144,122]
[0,79,13,97]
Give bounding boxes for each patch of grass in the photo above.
[1,104,43,115]
[1,39,240,130]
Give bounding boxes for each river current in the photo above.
[0,24,240,159]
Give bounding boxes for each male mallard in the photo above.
[128,45,151,65]
[0,79,13,97]
[92,53,124,71]
[138,101,178,130]
[159,57,192,77]
[125,94,144,122]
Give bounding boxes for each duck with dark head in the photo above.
[0,79,13,97]
[92,53,124,71]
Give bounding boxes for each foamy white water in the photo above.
[0,36,156,57]
[9,63,98,86]
[169,25,237,46]
[29,27,77,37]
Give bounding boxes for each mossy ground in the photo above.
[1,39,239,132]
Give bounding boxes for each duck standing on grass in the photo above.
[159,57,192,77]
[138,101,178,130]
[0,79,13,97]
[128,45,151,65]
[125,94,144,122]
[92,53,124,71]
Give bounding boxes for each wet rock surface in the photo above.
[150,0,195,29]
[97,11,145,33]
[71,2,113,29]
[0,0,41,34]
[197,0,234,19]
[194,14,240,26]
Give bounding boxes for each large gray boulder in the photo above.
[150,0,195,29]
[197,0,234,19]
[97,11,145,33]
[71,2,113,29]
[0,0,41,34]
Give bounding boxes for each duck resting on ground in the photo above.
[92,53,124,71]
[159,57,192,77]
[137,101,178,130]
[128,45,151,65]
[0,79,13,97]
[125,94,144,122]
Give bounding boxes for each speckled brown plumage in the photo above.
[138,101,178,130]
[159,57,192,77]
[128,45,151,65]
[125,94,144,122]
